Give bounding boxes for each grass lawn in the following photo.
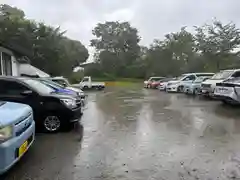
[92,78,144,87]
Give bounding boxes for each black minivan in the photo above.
[0,76,82,133]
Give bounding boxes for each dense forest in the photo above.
[1,4,240,80]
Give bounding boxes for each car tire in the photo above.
[177,86,184,93]
[43,114,62,133]
[97,86,103,90]
[221,100,229,105]
[192,89,196,95]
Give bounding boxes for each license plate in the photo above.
[19,140,28,157]
[202,89,207,93]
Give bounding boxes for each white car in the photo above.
[158,78,175,91]
[166,73,214,93]
[201,69,240,97]
[214,78,240,104]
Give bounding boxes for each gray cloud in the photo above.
[2,0,240,48]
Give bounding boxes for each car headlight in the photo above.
[172,82,180,85]
[0,126,13,142]
[78,92,85,97]
[61,98,77,108]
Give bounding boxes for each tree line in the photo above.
[2,4,240,80]
[86,20,240,79]
[0,4,89,77]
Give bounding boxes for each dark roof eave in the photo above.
[0,41,32,57]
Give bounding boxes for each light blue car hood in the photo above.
[0,102,32,127]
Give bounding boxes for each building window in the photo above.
[0,52,12,76]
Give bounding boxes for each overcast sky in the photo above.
[2,0,240,60]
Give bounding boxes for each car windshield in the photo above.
[149,77,164,81]
[52,79,69,86]
[41,79,64,89]
[211,71,233,80]
[194,76,210,83]
[22,79,55,94]
[224,77,240,83]
[176,75,187,81]
[39,80,62,90]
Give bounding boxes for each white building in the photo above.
[0,42,49,77]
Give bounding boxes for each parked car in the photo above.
[73,76,105,90]
[144,77,166,88]
[184,76,211,95]
[0,101,35,174]
[37,78,86,106]
[166,73,214,92]
[201,69,240,97]
[158,78,175,91]
[48,77,86,99]
[51,76,71,87]
[0,77,83,133]
[214,78,240,104]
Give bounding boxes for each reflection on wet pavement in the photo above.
[4,86,240,180]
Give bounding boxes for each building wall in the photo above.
[11,55,20,76]
[0,46,20,76]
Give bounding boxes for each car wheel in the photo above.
[177,86,184,93]
[221,100,229,105]
[43,115,61,133]
[97,86,102,90]
[192,89,196,95]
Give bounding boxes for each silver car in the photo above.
[214,78,240,104]
[184,76,212,95]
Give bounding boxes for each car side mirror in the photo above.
[62,82,67,87]
[21,90,33,96]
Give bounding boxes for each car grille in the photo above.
[202,84,211,88]
[15,112,33,137]
[76,99,82,107]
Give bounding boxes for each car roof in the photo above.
[183,72,214,75]
[220,69,240,72]
[150,76,165,78]
[0,76,30,81]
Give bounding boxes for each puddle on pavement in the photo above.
[5,87,240,180]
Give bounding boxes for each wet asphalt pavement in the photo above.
[3,85,240,180]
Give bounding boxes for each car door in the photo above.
[0,79,40,111]
[181,75,196,87]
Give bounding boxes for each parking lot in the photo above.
[3,85,240,180]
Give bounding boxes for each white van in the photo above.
[201,69,240,96]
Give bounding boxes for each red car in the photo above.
[144,77,165,88]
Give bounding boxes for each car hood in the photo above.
[168,80,180,84]
[66,87,83,93]
[48,92,79,100]
[0,102,32,127]
[55,88,75,94]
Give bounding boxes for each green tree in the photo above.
[90,21,141,78]
[195,20,240,71]
[0,4,89,76]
